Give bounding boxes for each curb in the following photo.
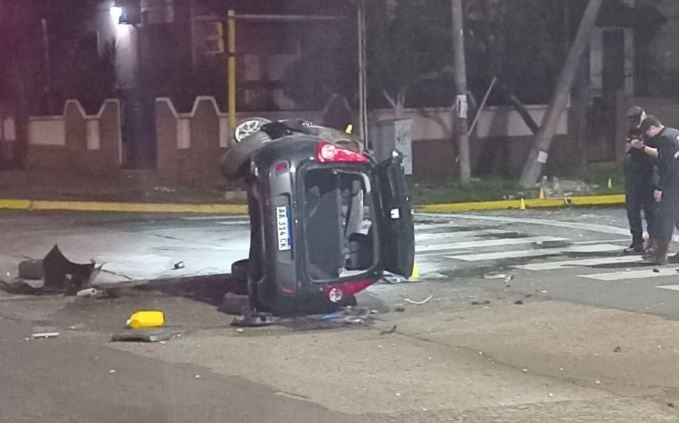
[415,194,625,213]
[0,194,625,215]
[0,199,248,215]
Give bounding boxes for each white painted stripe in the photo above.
[657,284,679,292]
[449,243,623,262]
[415,229,512,241]
[516,256,644,271]
[449,249,558,261]
[416,236,565,253]
[573,239,628,245]
[581,267,678,281]
[216,220,251,226]
[417,213,630,236]
[566,244,624,252]
[181,216,243,221]
[414,223,463,230]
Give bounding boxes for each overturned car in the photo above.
[222,119,415,316]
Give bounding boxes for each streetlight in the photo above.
[110,6,122,24]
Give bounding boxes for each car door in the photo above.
[375,151,415,278]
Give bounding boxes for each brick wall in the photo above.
[26,100,121,174]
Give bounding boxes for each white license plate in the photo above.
[276,206,291,251]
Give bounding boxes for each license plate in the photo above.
[276,206,291,251]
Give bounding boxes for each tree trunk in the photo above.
[518,0,603,188]
[451,0,471,183]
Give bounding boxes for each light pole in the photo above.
[451,0,470,183]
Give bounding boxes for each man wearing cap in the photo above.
[630,115,679,264]
[623,106,657,255]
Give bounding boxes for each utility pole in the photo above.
[40,17,54,114]
[451,0,470,183]
[519,0,603,188]
[357,0,368,146]
[226,10,237,129]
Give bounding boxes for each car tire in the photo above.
[230,259,249,295]
[233,117,271,143]
[220,131,272,179]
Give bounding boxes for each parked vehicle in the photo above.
[222,119,414,316]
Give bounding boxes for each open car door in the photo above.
[375,151,415,278]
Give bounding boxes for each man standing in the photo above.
[623,106,657,254]
[630,116,679,264]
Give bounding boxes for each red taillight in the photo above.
[316,142,367,164]
[274,161,288,173]
[281,282,296,294]
[324,279,375,302]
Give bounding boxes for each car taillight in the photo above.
[324,279,375,303]
[274,161,288,174]
[316,142,367,163]
[281,282,296,294]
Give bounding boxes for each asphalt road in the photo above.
[0,315,372,423]
[3,207,677,318]
[3,208,679,422]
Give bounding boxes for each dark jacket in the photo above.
[625,127,656,186]
[650,127,679,192]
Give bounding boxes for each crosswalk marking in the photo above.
[515,256,644,271]
[448,243,623,262]
[184,214,677,285]
[580,267,678,281]
[415,229,514,241]
[416,236,566,253]
[414,223,463,231]
[657,284,679,291]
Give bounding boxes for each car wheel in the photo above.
[234,117,271,143]
[230,259,249,295]
[220,131,272,179]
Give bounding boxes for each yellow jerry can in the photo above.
[126,310,165,329]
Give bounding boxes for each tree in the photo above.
[366,0,453,116]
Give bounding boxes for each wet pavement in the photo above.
[3,208,679,422]
[2,208,679,320]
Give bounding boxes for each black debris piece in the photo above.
[43,245,96,294]
[112,329,185,343]
[18,260,44,280]
[379,325,397,335]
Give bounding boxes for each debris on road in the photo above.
[379,325,397,335]
[514,300,524,305]
[112,329,184,343]
[31,331,60,339]
[173,261,185,270]
[231,310,276,327]
[43,245,98,294]
[321,312,342,321]
[126,310,165,329]
[393,305,406,312]
[277,307,374,331]
[483,273,511,280]
[76,287,98,297]
[613,346,622,353]
[404,294,433,305]
[18,259,44,280]
[471,300,491,306]
[1,245,102,296]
